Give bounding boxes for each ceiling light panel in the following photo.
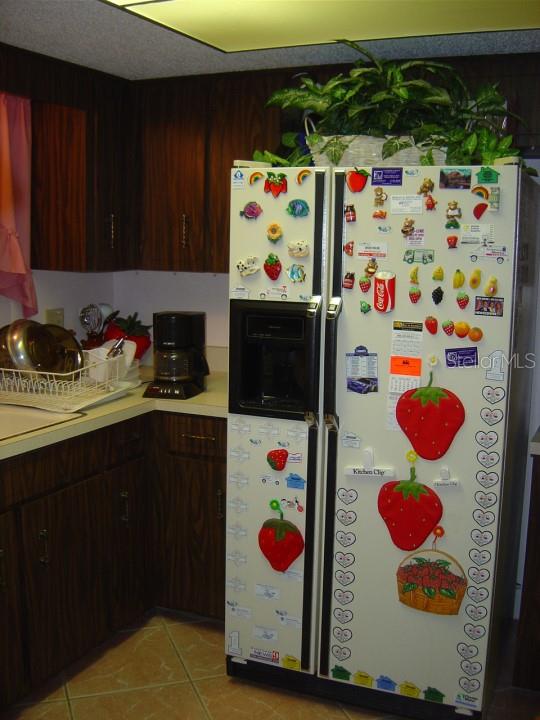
[100,0,540,53]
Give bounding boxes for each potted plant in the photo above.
[103,312,152,360]
[254,40,522,167]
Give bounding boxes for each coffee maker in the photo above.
[143,311,209,399]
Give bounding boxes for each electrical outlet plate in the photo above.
[45,308,65,326]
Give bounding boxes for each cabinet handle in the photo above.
[110,212,116,250]
[120,490,130,525]
[39,529,50,566]
[180,433,216,442]
[216,488,224,519]
[0,549,6,590]
[181,213,189,249]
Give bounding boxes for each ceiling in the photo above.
[0,0,539,80]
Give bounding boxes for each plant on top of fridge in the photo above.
[253,40,524,167]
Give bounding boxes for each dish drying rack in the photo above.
[0,352,124,413]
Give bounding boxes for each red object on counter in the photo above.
[104,322,151,360]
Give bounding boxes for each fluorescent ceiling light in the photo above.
[100,0,540,53]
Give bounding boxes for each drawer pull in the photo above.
[0,549,6,590]
[120,490,130,525]
[110,212,116,250]
[181,213,189,249]
[180,433,216,442]
[216,488,224,519]
[39,529,50,566]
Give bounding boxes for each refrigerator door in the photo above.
[225,413,320,672]
[319,166,522,714]
[229,167,328,303]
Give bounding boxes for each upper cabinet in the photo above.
[31,92,136,272]
[139,78,208,271]
[137,71,286,274]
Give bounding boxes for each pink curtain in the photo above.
[0,93,37,317]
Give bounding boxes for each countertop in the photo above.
[0,370,228,461]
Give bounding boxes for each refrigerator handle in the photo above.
[323,297,342,429]
[304,295,322,420]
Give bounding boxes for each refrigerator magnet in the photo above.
[286,473,306,490]
[264,171,287,197]
[353,671,373,687]
[275,610,302,629]
[236,256,260,277]
[445,200,462,228]
[440,168,472,189]
[263,253,282,281]
[345,168,370,192]
[288,239,309,257]
[239,201,263,219]
[425,194,438,211]
[227,630,243,656]
[266,222,283,243]
[475,471,499,490]
[346,346,378,393]
[481,386,505,404]
[373,187,388,206]
[287,264,306,283]
[296,169,311,185]
[344,204,356,223]
[337,487,358,505]
[258,499,305,572]
[286,198,309,217]
[332,666,352,680]
[227,550,248,567]
[418,178,435,195]
[227,603,252,620]
[475,167,501,184]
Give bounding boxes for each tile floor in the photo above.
[6,611,540,720]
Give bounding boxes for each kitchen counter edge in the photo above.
[0,371,228,460]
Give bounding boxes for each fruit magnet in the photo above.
[377,454,443,550]
[264,253,282,281]
[453,269,465,289]
[425,316,438,335]
[267,448,288,471]
[346,168,370,193]
[425,194,437,211]
[264,171,287,198]
[395,372,465,460]
[258,499,305,572]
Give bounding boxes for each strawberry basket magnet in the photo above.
[258,499,305,572]
[396,530,467,615]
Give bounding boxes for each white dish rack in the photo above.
[0,352,131,412]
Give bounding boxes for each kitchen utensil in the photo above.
[79,304,103,335]
[106,337,125,358]
[6,319,59,372]
[43,324,85,373]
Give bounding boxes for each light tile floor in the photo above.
[6,611,540,720]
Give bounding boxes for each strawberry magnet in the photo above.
[263,253,282,281]
[264,172,288,198]
[258,499,305,572]
[378,452,443,551]
[267,448,288,471]
[396,372,465,460]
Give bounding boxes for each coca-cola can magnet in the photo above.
[374,271,396,313]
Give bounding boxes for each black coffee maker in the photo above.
[143,311,209,399]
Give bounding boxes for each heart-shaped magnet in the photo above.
[474,491,497,509]
[334,589,354,605]
[476,471,499,488]
[336,509,357,526]
[333,608,353,624]
[477,450,500,468]
[468,567,490,584]
[332,645,351,661]
[461,659,483,676]
[475,431,498,449]
[464,623,486,640]
[469,549,491,565]
[335,570,355,586]
[333,627,353,643]
[337,488,358,505]
[335,552,355,568]
[465,604,488,621]
[482,386,505,404]
[459,677,481,693]
[470,529,494,547]
[467,586,489,603]
[336,531,356,547]
[473,509,495,527]
[480,408,503,426]
[457,642,479,660]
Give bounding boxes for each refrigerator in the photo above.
[225,164,539,719]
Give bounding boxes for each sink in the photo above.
[0,405,80,440]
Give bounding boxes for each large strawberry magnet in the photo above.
[396,372,465,460]
[258,499,305,572]
[378,453,443,551]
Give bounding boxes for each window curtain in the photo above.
[0,92,37,317]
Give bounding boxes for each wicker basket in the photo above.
[305,118,446,168]
[396,549,467,615]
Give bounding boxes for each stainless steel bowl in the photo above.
[7,319,58,371]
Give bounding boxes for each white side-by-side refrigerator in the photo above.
[225,164,539,719]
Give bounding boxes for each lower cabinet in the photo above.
[0,510,26,706]
[20,474,110,685]
[102,459,149,630]
[1,410,226,706]
[151,413,226,619]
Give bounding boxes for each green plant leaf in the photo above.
[281,132,299,149]
[382,137,412,159]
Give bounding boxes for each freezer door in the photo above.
[229,167,327,302]
[225,414,319,672]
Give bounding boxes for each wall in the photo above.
[0,270,229,365]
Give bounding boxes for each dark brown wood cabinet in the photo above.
[31,95,136,272]
[0,510,26,707]
[102,459,149,630]
[139,78,208,271]
[205,71,287,273]
[20,474,110,685]
[151,413,226,618]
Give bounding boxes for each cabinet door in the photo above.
[102,459,150,630]
[140,79,207,271]
[205,72,287,273]
[31,102,88,271]
[154,453,226,619]
[0,511,27,708]
[20,475,108,685]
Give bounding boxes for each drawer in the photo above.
[154,413,226,458]
[103,416,147,469]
